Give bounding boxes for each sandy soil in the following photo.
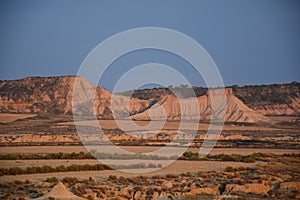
[0,113,36,123]
[1,146,299,155]
[0,160,259,182]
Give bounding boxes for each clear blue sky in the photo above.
[0,0,299,91]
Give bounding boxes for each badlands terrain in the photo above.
[0,76,299,199]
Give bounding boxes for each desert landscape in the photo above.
[1,0,300,199]
[0,76,299,199]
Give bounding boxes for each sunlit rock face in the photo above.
[0,76,273,123]
[0,76,152,119]
[131,88,270,123]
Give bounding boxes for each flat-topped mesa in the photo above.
[206,88,233,97]
[2,75,293,122]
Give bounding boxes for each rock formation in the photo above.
[120,82,300,116]
[0,76,273,123]
[131,88,270,123]
[251,98,300,116]
[35,182,85,200]
[0,76,152,119]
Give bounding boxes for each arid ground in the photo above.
[0,76,299,200]
[0,113,299,199]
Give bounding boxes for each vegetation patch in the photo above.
[181,152,262,163]
[0,164,112,176]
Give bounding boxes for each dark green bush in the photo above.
[46,177,58,183]
[224,166,234,172]
[0,163,112,176]
[243,157,255,163]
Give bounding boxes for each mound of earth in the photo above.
[35,182,85,200]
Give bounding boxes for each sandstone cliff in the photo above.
[0,76,76,113]
[120,82,300,116]
[0,76,274,123]
[130,88,270,123]
[0,76,152,119]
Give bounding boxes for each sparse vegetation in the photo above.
[0,164,112,176]
[0,151,175,160]
[0,78,299,199]
[0,152,95,160]
[120,82,300,107]
[2,160,299,200]
[224,166,234,172]
[181,152,261,163]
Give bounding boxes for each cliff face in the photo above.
[0,76,153,119]
[131,88,270,123]
[1,76,295,122]
[0,76,77,114]
[232,83,300,116]
[120,82,300,116]
[249,98,300,116]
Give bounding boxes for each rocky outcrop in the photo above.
[0,134,81,144]
[187,185,219,196]
[121,82,300,116]
[225,183,271,195]
[280,182,300,190]
[35,182,85,200]
[0,76,152,119]
[0,76,272,123]
[251,98,300,116]
[0,76,77,113]
[131,88,270,123]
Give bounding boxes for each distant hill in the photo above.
[0,76,152,119]
[130,88,270,123]
[120,82,300,116]
[0,76,298,123]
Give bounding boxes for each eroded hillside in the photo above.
[0,76,153,119]
[0,76,298,123]
[120,82,300,116]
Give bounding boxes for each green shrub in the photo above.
[0,163,112,176]
[13,180,23,185]
[62,177,79,184]
[224,166,234,172]
[243,157,255,163]
[46,177,58,183]
[108,175,117,181]
[166,174,178,178]
[218,183,226,194]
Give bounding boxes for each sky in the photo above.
[0,0,299,91]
